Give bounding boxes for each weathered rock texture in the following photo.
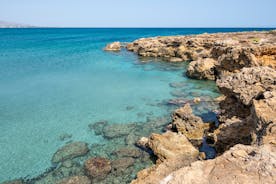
[171,103,210,146]
[125,31,276,184]
[131,131,199,184]
[163,144,276,184]
[213,66,276,153]
[125,31,276,80]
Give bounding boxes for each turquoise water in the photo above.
[0,28,273,182]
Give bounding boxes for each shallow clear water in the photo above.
[0,28,272,182]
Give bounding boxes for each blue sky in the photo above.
[0,0,275,27]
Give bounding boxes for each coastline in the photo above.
[106,30,276,184]
[2,29,275,184]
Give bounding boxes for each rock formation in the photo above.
[125,31,276,80]
[171,103,210,146]
[104,41,121,51]
[131,131,199,184]
[162,144,276,184]
[52,142,89,163]
[84,157,112,181]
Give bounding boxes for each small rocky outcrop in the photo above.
[161,144,276,184]
[56,176,91,184]
[131,131,199,184]
[104,42,121,51]
[171,104,210,146]
[186,58,216,80]
[84,157,111,180]
[148,131,199,163]
[52,142,89,163]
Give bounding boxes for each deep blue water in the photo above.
[0,28,273,182]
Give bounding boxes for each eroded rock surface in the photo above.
[123,31,276,80]
[163,144,276,184]
[171,104,210,146]
[131,131,199,184]
[186,58,216,80]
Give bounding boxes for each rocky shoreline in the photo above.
[106,30,276,184]
[3,30,275,184]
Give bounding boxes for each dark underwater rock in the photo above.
[52,142,89,163]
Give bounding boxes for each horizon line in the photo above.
[1,27,276,29]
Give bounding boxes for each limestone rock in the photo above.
[251,90,276,146]
[217,66,276,106]
[52,142,89,163]
[213,117,253,153]
[148,131,199,162]
[163,144,276,184]
[186,58,216,80]
[171,104,210,146]
[84,157,111,180]
[104,42,121,51]
[131,132,199,184]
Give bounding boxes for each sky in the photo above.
[0,0,275,27]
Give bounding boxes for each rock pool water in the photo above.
[0,28,269,183]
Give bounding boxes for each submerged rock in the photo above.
[111,157,135,174]
[102,123,136,139]
[88,121,107,135]
[104,42,121,51]
[56,176,91,184]
[1,179,24,184]
[52,142,89,163]
[112,147,142,158]
[84,157,111,180]
[162,144,276,184]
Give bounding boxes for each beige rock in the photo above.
[131,132,198,184]
[186,58,216,80]
[104,42,121,51]
[171,104,210,146]
[164,144,276,184]
[148,131,199,162]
